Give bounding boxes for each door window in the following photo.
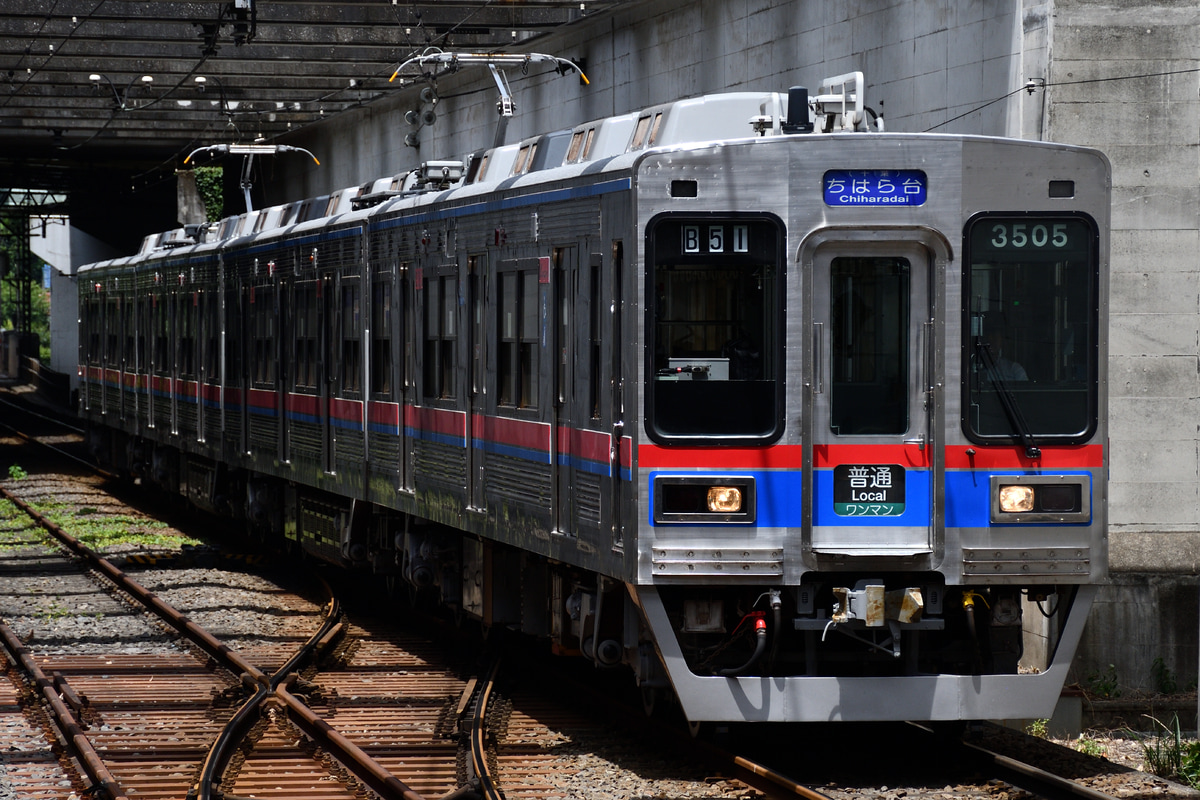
[830,256,910,436]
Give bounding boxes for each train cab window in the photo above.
[497,262,540,408]
[964,214,1098,442]
[830,257,910,435]
[646,214,784,444]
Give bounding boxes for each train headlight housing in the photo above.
[707,486,743,513]
[998,485,1035,513]
[654,477,756,524]
[989,475,1091,524]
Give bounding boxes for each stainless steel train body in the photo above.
[78,89,1110,724]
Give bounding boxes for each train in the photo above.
[78,70,1109,724]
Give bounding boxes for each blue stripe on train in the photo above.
[943,470,1093,528]
[647,469,1092,528]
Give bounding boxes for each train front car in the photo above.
[633,129,1109,723]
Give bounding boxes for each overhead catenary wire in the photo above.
[925,64,1200,132]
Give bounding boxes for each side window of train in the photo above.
[963,213,1099,442]
[293,281,319,391]
[421,265,457,401]
[85,292,102,364]
[370,276,392,396]
[250,284,275,388]
[123,295,136,369]
[223,285,239,385]
[588,253,603,419]
[104,296,119,365]
[496,259,541,409]
[340,277,362,395]
[645,214,785,444]
[177,290,196,379]
[153,289,170,375]
[136,294,149,371]
[197,290,214,379]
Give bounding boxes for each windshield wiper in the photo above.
[976,339,1041,459]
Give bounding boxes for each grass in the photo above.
[0,497,40,549]
[1025,718,1048,738]
[23,498,203,552]
[1137,714,1200,790]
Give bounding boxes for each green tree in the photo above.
[0,280,50,361]
[0,227,49,359]
[194,166,224,222]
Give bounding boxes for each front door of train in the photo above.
[805,240,938,557]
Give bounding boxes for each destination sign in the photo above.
[823,170,927,207]
[833,464,906,516]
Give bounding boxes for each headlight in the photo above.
[989,475,1090,523]
[707,486,743,513]
[654,477,756,523]
[998,484,1035,513]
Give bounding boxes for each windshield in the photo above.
[964,215,1098,442]
[646,214,784,444]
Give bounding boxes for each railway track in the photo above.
[0,468,503,798]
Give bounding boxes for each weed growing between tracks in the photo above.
[0,491,202,555]
[0,497,36,549]
[32,499,202,552]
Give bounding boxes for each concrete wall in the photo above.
[49,226,120,390]
[259,0,1200,695]
[1044,0,1200,694]
[271,0,1044,202]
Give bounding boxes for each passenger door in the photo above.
[806,240,937,557]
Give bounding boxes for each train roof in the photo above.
[77,91,806,272]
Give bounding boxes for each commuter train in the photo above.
[78,72,1109,724]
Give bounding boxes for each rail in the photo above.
[0,485,435,800]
